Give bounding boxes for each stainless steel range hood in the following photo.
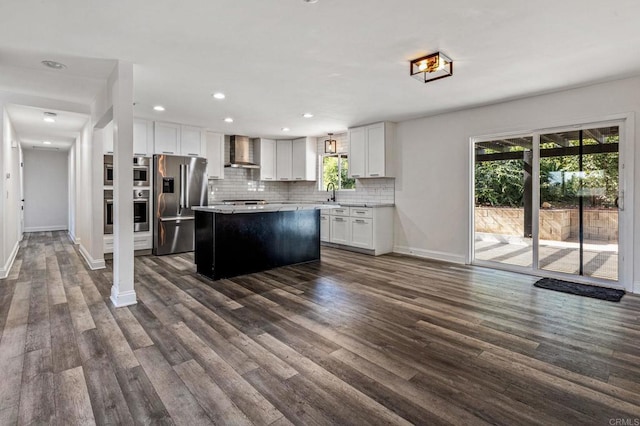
[225,135,260,169]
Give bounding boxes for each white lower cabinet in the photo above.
[324,206,393,255]
[349,217,373,248]
[330,216,350,245]
[104,233,152,254]
[320,214,330,242]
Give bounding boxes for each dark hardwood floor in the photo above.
[1,231,640,425]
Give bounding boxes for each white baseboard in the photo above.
[393,245,466,264]
[0,240,20,280]
[79,244,106,270]
[68,231,80,245]
[110,288,137,307]
[24,225,68,232]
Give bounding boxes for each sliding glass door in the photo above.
[474,136,533,267]
[473,124,621,285]
[538,126,619,281]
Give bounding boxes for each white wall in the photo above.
[393,75,640,291]
[22,149,68,232]
[0,109,21,278]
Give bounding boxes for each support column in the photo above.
[110,61,137,307]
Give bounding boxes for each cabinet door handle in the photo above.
[295,177,302,180]
[369,173,379,177]
[162,151,174,154]
[355,211,366,214]
[188,153,198,156]
[352,174,360,177]
[334,217,345,222]
[355,219,366,223]
[264,178,273,180]
[281,178,289,180]
[134,153,145,156]
[210,176,219,179]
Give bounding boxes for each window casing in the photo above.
[320,153,355,191]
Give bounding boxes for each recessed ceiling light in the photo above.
[304,0,318,3]
[153,105,165,112]
[282,127,290,132]
[213,92,226,100]
[302,113,314,118]
[43,112,57,123]
[42,141,52,145]
[224,117,234,123]
[41,60,67,70]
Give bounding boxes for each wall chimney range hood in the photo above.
[225,135,260,169]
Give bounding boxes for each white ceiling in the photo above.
[6,104,89,151]
[1,0,640,139]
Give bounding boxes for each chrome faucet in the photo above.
[326,182,336,202]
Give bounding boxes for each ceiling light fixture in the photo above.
[42,141,52,145]
[282,127,290,132]
[304,0,318,3]
[224,117,234,123]
[410,51,453,83]
[324,133,337,153]
[43,112,57,123]
[213,92,226,99]
[153,105,165,112]
[41,60,67,70]
[302,113,314,118]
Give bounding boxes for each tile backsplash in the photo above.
[207,133,395,204]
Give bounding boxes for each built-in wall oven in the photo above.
[104,189,150,234]
[104,155,150,187]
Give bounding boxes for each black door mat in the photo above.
[534,277,625,302]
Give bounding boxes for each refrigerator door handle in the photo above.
[159,216,195,222]
[185,164,191,209]
[179,164,186,210]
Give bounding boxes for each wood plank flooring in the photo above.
[1,231,640,425]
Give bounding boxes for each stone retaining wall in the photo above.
[475,207,618,241]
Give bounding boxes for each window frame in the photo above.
[319,152,356,191]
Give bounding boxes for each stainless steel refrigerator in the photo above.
[153,154,208,255]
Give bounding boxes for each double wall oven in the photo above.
[104,155,150,187]
[104,155,151,234]
[104,190,150,234]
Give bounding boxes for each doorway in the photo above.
[472,121,626,287]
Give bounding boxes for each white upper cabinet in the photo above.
[154,122,180,155]
[291,137,317,181]
[254,138,277,181]
[348,121,395,178]
[103,121,114,154]
[180,125,204,157]
[276,140,293,181]
[133,119,152,156]
[348,127,366,178]
[366,123,385,177]
[205,132,224,179]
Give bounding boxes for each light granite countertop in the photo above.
[192,203,341,214]
[286,200,395,208]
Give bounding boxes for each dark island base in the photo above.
[195,209,321,280]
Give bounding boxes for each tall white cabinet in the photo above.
[348,122,395,178]
[276,140,293,180]
[291,137,317,181]
[254,138,277,181]
[205,132,224,179]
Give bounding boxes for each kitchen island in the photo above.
[192,203,336,280]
